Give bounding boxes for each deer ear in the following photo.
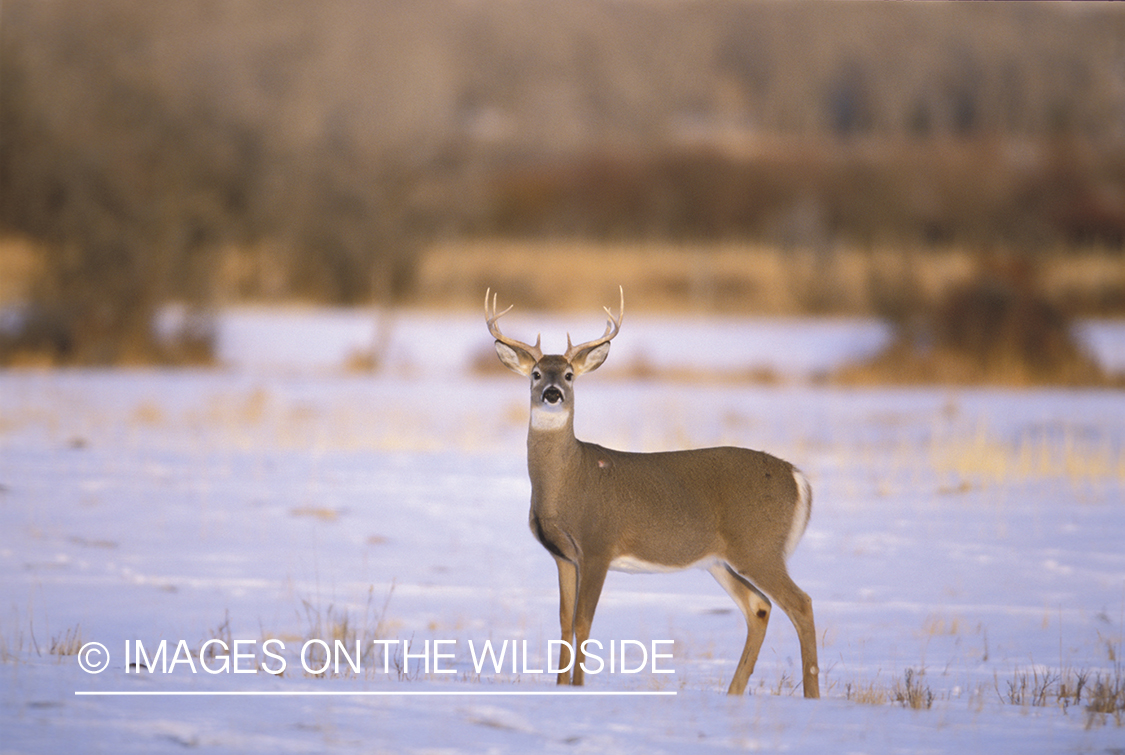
[570,342,611,376]
[495,341,536,376]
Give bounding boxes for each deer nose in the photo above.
[542,387,564,404]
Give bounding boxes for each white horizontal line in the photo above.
[75,690,676,697]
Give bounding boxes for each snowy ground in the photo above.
[2,311,1124,753]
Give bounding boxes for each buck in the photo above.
[485,287,820,698]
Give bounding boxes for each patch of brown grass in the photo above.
[416,239,1124,319]
[845,677,890,706]
[1085,669,1125,728]
[836,255,1119,387]
[930,424,1125,488]
[289,507,341,523]
[48,625,83,657]
[0,237,44,305]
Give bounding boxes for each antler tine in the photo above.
[485,288,514,322]
[485,288,542,359]
[565,285,624,360]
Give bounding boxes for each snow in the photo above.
[2,311,1124,753]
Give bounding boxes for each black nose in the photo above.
[542,387,564,404]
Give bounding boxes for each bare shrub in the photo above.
[893,668,934,710]
[838,255,1113,386]
[1003,666,1060,708]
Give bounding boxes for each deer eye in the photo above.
[532,370,541,380]
[565,372,573,381]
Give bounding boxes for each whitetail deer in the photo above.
[485,287,819,698]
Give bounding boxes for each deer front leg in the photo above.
[571,558,609,687]
[554,557,577,684]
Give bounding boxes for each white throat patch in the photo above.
[531,406,571,431]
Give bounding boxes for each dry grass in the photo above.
[48,625,83,657]
[1085,670,1125,728]
[845,677,890,706]
[835,253,1122,387]
[844,669,933,710]
[413,239,1125,317]
[893,669,935,710]
[995,664,1125,727]
[433,237,1122,387]
[289,507,341,523]
[297,585,397,678]
[199,611,234,665]
[930,424,1125,489]
[841,664,1123,725]
[839,619,1123,722]
[920,614,964,638]
[0,237,43,305]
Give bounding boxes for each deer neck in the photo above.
[528,406,577,454]
[527,408,582,503]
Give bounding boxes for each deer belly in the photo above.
[609,554,721,574]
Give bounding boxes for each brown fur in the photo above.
[489,294,819,698]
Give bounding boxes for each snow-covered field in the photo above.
[2,311,1123,753]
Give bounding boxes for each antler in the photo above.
[485,288,543,362]
[564,285,624,362]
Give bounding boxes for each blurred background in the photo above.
[2,0,1124,381]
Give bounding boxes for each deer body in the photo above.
[487,290,819,698]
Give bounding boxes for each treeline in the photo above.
[474,139,1125,246]
[2,0,1124,363]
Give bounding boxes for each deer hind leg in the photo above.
[554,557,577,685]
[709,563,772,695]
[735,565,820,699]
[570,559,609,687]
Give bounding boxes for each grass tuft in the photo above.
[893,668,935,710]
[1084,668,1124,728]
[297,584,396,679]
[48,625,83,657]
[845,677,889,706]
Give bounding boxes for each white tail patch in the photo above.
[784,469,812,559]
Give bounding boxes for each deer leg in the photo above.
[709,563,772,695]
[570,559,609,687]
[739,567,820,699]
[554,557,577,684]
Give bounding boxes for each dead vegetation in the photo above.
[415,240,1125,318]
[893,669,935,710]
[836,254,1120,387]
[999,665,1125,727]
[838,658,1123,725]
[2,1,1124,367]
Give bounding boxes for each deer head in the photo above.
[485,287,623,425]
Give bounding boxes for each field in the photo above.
[1,310,1124,753]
